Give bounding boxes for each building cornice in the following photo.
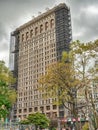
[15,3,69,31]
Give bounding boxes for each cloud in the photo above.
[54,0,98,42]
[66,0,98,42]
[0,0,54,66]
[0,0,98,65]
[84,6,98,15]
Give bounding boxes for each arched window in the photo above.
[22,34,24,42]
[30,29,33,38]
[50,19,54,28]
[40,24,43,33]
[26,32,29,40]
[45,22,48,31]
[35,27,38,35]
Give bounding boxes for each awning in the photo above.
[61,117,85,122]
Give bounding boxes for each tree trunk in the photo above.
[73,102,80,130]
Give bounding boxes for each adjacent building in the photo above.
[92,60,98,111]
[9,3,72,120]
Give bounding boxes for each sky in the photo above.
[0,0,98,66]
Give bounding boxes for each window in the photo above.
[53,105,57,110]
[50,19,54,28]
[29,108,32,112]
[46,113,50,118]
[40,24,43,33]
[34,107,38,112]
[30,29,33,37]
[26,32,29,40]
[35,27,38,35]
[59,111,64,117]
[40,106,44,111]
[22,34,24,42]
[24,109,27,113]
[19,109,22,113]
[45,22,48,31]
[46,105,50,110]
[34,95,38,99]
[14,110,17,114]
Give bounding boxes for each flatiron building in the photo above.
[9,3,72,120]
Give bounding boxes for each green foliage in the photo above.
[72,40,98,129]
[39,40,98,129]
[39,59,80,113]
[0,61,16,84]
[0,61,16,119]
[27,112,50,128]
[0,81,17,104]
[0,94,11,119]
[51,127,56,130]
[20,119,30,125]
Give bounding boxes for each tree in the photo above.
[39,52,81,130]
[0,94,11,119]
[0,61,16,119]
[0,61,15,84]
[71,40,98,129]
[39,40,98,130]
[27,113,50,129]
[82,122,89,130]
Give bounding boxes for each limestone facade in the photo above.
[10,3,72,120]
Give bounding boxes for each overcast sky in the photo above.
[0,0,98,66]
